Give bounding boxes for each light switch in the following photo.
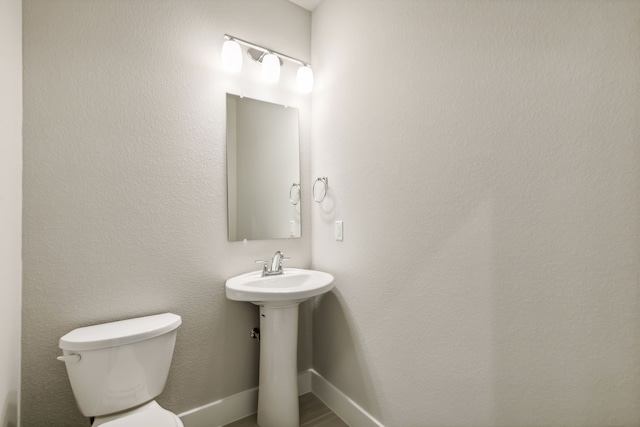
[290,220,296,237]
[335,221,343,241]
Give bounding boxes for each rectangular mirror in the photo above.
[226,94,301,241]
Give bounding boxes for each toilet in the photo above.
[58,313,184,426]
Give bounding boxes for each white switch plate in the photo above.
[335,221,343,241]
[289,220,296,237]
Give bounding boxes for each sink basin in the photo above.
[225,268,334,305]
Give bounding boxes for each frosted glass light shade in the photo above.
[262,53,280,84]
[296,66,313,93]
[221,40,242,73]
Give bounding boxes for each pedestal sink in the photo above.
[225,268,334,427]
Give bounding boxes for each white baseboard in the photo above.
[308,369,384,427]
[298,369,312,394]
[178,386,258,427]
[178,369,383,427]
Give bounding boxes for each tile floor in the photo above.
[224,393,349,427]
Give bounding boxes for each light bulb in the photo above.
[297,65,313,93]
[262,53,280,84]
[221,39,242,73]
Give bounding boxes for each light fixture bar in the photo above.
[224,34,310,67]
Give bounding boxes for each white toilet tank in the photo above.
[58,313,182,417]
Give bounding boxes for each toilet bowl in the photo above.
[58,313,183,427]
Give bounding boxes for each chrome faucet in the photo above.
[255,251,290,276]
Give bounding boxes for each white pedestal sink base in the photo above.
[257,304,300,427]
[225,269,335,427]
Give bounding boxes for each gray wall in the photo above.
[0,1,22,426]
[312,1,640,426]
[22,1,311,426]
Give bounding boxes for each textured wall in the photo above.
[0,1,22,426]
[22,1,311,426]
[312,1,640,426]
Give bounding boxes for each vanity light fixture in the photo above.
[222,34,313,93]
[221,39,242,73]
[262,52,281,84]
[296,65,313,94]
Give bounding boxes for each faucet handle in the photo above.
[255,260,268,271]
[278,257,291,272]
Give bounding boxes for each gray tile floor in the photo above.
[224,393,349,427]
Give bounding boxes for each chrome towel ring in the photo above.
[313,177,328,203]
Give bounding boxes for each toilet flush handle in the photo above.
[57,354,81,363]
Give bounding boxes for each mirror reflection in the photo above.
[226,94,301,241]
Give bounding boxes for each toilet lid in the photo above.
[97,404,183,427]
